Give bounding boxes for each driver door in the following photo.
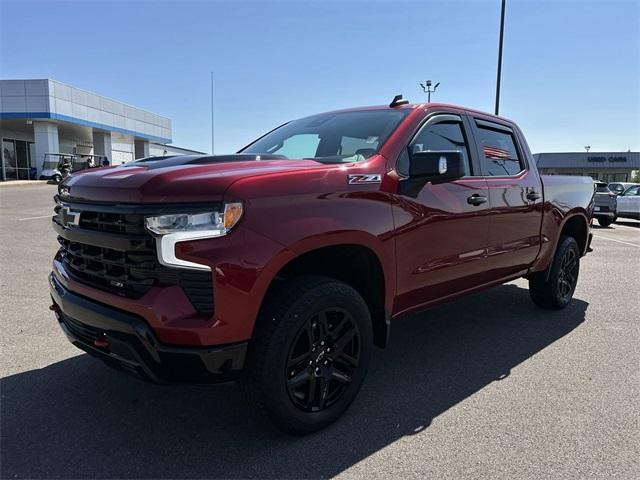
[391,113,490,315]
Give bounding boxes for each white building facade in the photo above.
[534,152,639,183]
[0,79,202,180]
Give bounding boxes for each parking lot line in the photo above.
[592,234,640,248]
[18,215,52,221]
[612,223,640,231]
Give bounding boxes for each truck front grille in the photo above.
[54,202,214,315]
[79,210,148,235]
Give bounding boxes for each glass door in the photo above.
[2,139,18,181]
[15,140,31,179]
[1,139,35,180]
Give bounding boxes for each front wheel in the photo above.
[51,174,62,184]
[529,235,580,310]
[242,276,373,434]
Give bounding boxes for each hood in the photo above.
[61,154,325,203]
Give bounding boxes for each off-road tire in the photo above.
[242,275,373,434]
[529,235,580,310]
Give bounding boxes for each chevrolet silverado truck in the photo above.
[50,98,594,434]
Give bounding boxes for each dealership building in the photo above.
[0,79,202,181]
[534,151,639,182]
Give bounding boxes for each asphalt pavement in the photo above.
[1,184,638,479]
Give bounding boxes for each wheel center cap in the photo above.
[314,350,326,364]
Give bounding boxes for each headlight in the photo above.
[145,203,243,235]
[145,202,243,271]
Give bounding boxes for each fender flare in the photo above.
[247,230,394,346]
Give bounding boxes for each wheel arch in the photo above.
[253,236,392,349]
[559,212,590,256]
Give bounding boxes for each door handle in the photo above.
[467,194,488,206]
[526,191,541,201]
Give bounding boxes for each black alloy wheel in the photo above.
[242,275,373,434]
[557,247,578,302]
[286,308,360,412]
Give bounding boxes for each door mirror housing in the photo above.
[408,150,465,183]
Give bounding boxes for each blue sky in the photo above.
[1,0,638,154]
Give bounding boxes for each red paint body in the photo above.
[54,103,594,347]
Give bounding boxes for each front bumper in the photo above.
[593,211,616,219]
[49,273,247,384]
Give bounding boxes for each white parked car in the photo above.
[616,185,640,220]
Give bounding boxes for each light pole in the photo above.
[420,80,440,102]
[495,0,506,115]
[584,146,591,152]
[211,72,219,155]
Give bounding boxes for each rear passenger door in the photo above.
[469,118,544,280]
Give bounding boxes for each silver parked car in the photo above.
[608,182,638,196]
[593,181,617,227]
[616,185,640,220]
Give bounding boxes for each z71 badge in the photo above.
[347,174,382,185]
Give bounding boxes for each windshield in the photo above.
[43,155,73,170]
[595,183,610,193]
[240,109,410,163]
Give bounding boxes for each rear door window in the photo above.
[475,124,524,176]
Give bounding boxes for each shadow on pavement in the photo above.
[1,284,587,479]
[614,220,639,228]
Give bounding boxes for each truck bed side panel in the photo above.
[531,175,594,273]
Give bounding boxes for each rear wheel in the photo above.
[529,235,580,310]
[243,276,372,434]
[597,217,613,227]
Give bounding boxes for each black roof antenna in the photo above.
[389,94,409,108]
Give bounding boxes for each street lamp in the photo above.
[419,80,440,103]
[211,72,215,155]
[584,146,591,152]
[495,0,506,115]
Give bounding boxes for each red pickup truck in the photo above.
[50,99,594,433]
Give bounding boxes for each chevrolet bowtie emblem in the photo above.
[60,206,81,228]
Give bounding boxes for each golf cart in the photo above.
[40,153,107,183]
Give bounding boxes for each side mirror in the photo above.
[408,150,465,183]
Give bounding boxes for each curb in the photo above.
[0,181,52,188]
